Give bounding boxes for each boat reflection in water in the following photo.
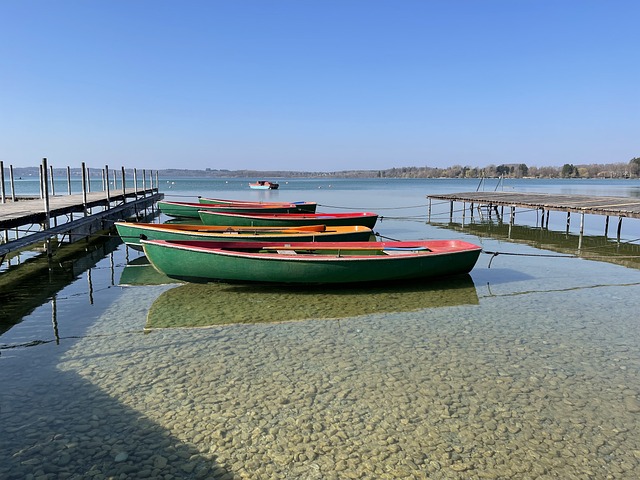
[118,256,180,286]
[125,269,479,329]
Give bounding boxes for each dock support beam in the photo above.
[81,162,88,217]
[105,165,110,205]
[578,212,585,250]
[42,158,52,256]
[121,166,127,203]
[0,161,5,203]
[617,217,623,242]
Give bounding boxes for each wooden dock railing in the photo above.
[1,158,164,265]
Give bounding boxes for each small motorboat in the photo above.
[249,181,279,190]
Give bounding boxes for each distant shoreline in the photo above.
[5,161,640,180]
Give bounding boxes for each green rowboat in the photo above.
[115,222,373,250]
[142,239,483,285]
[198,210,379,228]
[158,200,318,218]
[198,197,316,212]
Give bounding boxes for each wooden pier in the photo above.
[1,190,163,262]
[427,191,640,248]
[1,159,163,264]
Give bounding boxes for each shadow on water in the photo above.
[132,271,480,329]
[1,365,225,479]
[433,221,640,270]
[1,242,227,478]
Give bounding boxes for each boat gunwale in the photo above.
[197,211,379,220]
[160,200,317,209]
[141,239,482,262]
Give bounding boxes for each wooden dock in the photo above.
[1,189,163,262]
[427,192,640,219]
[427,191,640,247]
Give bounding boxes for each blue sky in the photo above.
[1,1,638,171]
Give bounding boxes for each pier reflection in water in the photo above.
[433,220,640,270]
[0,235,122,337]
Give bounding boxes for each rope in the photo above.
[481,249,640,268]
[375,232,403,242]
[481,249,575,268]
[318,203,430,210]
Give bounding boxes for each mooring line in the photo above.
[318,203,430,210]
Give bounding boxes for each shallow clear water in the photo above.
[1,177,640,479]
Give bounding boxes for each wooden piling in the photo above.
[0,161,5,203]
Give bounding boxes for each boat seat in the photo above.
[276,250,298,255]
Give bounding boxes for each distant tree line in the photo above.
[379,158,640,179]
[6,157,640,179]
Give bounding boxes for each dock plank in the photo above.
[1,189,157,229]
[1,189,163,259]
[427,192,640,219]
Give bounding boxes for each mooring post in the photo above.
[87,167,91,192]
[566,212,571,234]
[536,208,542,228]
[81,162,88,217]
[155,170,159,189]
[427,198,432,222]
[510,206,515,226]
[470,202,474,221]
[545,210,550,229]
[66,166,72,195]
[133,168,138,200]
[449,201,454,223]
[617,216,623,242]
[578,212,585,250]
[101,168,106,191]
[142,169,147,194]
[0,161,5,203]
[604,216,610,237]
[461,201,466,226]
[105,165,111,207]
[42,158,52,256]
[39,163,44,199]
[121,166,126,203]
[49,164,55,196]
[9,164,16,201]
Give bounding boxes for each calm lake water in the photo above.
[1,177,640,479]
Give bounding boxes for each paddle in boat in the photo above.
[249,180,279,190]
[141,239,483,285]
[158,200,317,218]
[115,222,374,250]
[198,210,379,228]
